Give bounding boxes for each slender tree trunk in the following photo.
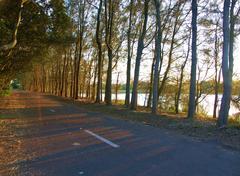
[51,65,54,94]
[104,0,115,105]
[158,3,182,99]
[213,22,220,119]
[74,0,86,100]
[115,72,120,103]
[86,58,93,99]
[218,0,230,127]
[57,59,62,96]
[81,61,87,98]
[152,0,161,114]
[175,32,191,114]
[125,0,134,106]
[92,61,97,100]
[213,67,222,118]
[95,0,103,103]
[60,51,67,96]
[64,50,70,97]
[130,0,150,110]
[187,0,198,119]
[73,44,78,98]
[147,55,155,108]
[218,0,236,127]
[70,57,74,98]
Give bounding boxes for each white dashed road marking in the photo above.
[78,171,84,175]
[49,109,56,112]
[72,142,81,146]
[84,129,120,148]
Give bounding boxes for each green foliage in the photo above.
[0,1,49,92]
[48,0,73,44]
[11,79,21,89]
[0,85,12,97]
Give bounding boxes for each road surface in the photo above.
[0,91,240,176]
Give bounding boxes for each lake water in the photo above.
[102,93,240,117]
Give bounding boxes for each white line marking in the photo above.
[72,142,81,146]
[49,109,55,112]
[78,171,84,175]
[84,130,120,148]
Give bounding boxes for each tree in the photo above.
[0,0,49,93]
[218,0,239,127]
[213,20,221,119]
[130,0,150,110]
[125,0,134,106]
[187,0,198,119]
[95,0,103,103]
[73,0,87,99]
[104,0,117,105]
[0,0,29,52]
[175,30,190,114]
[152,0,161,114]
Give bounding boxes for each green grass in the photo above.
[0,114,17,119]
[0,87,12,97]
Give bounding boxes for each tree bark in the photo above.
[125,0,134,106]
[147,55,155,108]
[213,22,220,119]
[95,0,103,103]
[74,0,86,100]
[187,0,198,119]
[218,0,236,127]
[130,0,150,110]
[104,0,115,105]
[175,32,190,114]
[152,0,161,114]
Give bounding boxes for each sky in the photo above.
[112,35,240,84]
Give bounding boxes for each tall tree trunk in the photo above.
[175,32,191,114]
[70,56,74,98]
[64,50,70,97]
[125,0,134,106]
[57,59,62,96]
[130,0,150,110]
[92,61,97,100]
[104,0,115,105]
[147,55,155,108]
[74,0,86,100]
[152,0,161,114]
[95,0,103,103]
[81,61,87,98]
[73,44,78,98]
[60,51,67,96]
[86,58,93,99]
[115,72,120,103]
[158,2,183,99]
[218,0,236,127]
[213,67,222,118]
[187,0,198,119]
[213,22,220,119]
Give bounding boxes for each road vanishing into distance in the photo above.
[0,91,240,176]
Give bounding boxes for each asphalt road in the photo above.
[0,91,240,176]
